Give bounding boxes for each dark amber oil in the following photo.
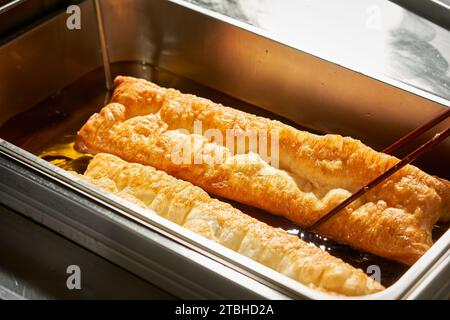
[2,62,448,288]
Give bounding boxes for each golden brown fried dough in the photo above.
[76,76,450,265]
[77,153,384,296]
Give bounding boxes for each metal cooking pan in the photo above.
[0,0,448,299]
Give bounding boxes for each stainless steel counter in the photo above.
[186,0,450,100]
[0,205,174,299]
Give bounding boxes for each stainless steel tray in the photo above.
[0,0,449,299]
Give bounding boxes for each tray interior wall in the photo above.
[0,0,449,178]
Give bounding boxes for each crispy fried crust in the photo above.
[76,76,450,265]
[78,153,384,296]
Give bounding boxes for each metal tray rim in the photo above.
[0,0,449,299]
[1,138,448,299]
[170,0,450,108]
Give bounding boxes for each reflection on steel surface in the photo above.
[389,12,450,98]
[186,0,450,99]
